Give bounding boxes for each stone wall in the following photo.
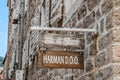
[5,0,120,80]
[25,0,115,80]
[112,0,120,80]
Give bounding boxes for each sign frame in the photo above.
[37,51,84,69]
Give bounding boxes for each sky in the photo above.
[0,0,8,57]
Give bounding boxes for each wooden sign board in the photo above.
[37,51,84,69]
[39,33,81,48]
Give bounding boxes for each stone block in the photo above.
[112,64,120,77]
[95,67,113,80]
[113,0,120,7]
[99,32,113,50]
[71,14,77,27]
[76,21,84,28]
[101,0,113,14]
[113,77,120,80]
[73,69,83,79]
[89,43,96,56]
[106,46,113,63]
[113,8,120,27]
[95,51,106,67]
[87,0,100,11]
[86,32,94,44]
[113,45,120,62]
[96,8,101,20]
[77,4,87,20]
[106,12,113,31]
[113,28,120,42]
[79,73,94,80]
[83,11,95,28]
[86,58,94,72]
[64,20,71,27]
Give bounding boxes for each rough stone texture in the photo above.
[76,21,84,28]
[113,77,120,80]
[113,45,120,62]
[106,46,113,63]
[95,67,113,80]
[86,58,94,72]
[86,32,95,44]
[113,28,120,43]
[95,51,106,67]
[99,32,113,50]
[113,0,120,7]
[113,5,120,27]
[96,7,102,20]
[83,11,95,28]
[79,73,94,80]
[5,0,120,80]
[101,0,113,14]
[106,12,113,31]
[89,44,96,56]
[112,64,120,77]
[77,4,87,20]
[71,14,77,27]
[87,0,100,11]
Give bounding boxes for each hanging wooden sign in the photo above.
[39,33,83,48]
[37,51,84,69]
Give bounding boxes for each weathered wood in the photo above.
[39,33,83,48]
[37,51,84,69]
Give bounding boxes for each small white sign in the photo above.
[40,33,80,47]
[16,70,23,80]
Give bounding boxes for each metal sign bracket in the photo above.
[30,26,97,52]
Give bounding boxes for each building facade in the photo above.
[3,0,120,80]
